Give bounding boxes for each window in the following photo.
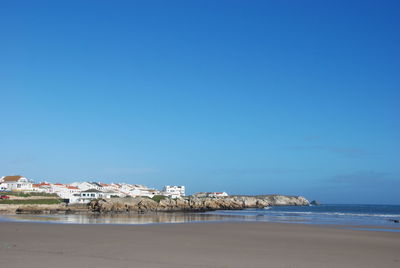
[91,194,95,197]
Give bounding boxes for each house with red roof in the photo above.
[0,175,33,192]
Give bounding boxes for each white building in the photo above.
[88,182,105,191]
[0,182,8,191]
[74,189,117,204]
[54,186,81,200]
[126,184,159,198]
[31,182,52,193]
[99,183,116,192]
[193,192,229,198]
[139,188,159,198]
[207,192,229,198]
[162,185,185,198]
[51,183,67,193]
[70,182,95,191]
[0,176,33,192]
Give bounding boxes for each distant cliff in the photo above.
[88,195,310,213]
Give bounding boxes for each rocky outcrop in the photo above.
[0,204,67,214]
[310,200,321,206]
[0,203,90,214]
[88,195,310,213]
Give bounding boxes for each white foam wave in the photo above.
[211,210,400,218]
[262,211,400,218]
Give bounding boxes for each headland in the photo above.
[0,194,309,214]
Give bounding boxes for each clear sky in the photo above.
[1,0,399,204]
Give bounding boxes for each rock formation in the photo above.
[88,195,310,213]
[310,200,321,206]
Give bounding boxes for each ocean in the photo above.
[205,204,400,228]
[1,204,400,231]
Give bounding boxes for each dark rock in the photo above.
[310,200,321,206]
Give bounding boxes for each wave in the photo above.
[210,210,400,218]
[269,211,400,218]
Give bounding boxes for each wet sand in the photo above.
[0,221,399,268]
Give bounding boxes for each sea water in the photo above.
[205,204,400,227]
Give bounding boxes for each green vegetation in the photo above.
[27,192,59,197]
[0,192,58,198]
[0,199,62,205]
[0,192,30,197]
[151,195,167,203]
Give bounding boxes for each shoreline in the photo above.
[2,202,399,231]
[1,212,400,232]
[1,221,399,268]
[2,215,400,231]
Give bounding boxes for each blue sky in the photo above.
[1,0,399,204]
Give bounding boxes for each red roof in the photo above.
[2,175,24,182]
[33,182,50,187]
[67,186,79,190]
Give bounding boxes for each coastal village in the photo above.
[0,175,309,216]
[0,175,229,204]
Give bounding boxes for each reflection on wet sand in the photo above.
[1,213,247,225]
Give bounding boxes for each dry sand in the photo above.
[0,221,399,268]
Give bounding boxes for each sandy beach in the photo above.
[0,222,399,268]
